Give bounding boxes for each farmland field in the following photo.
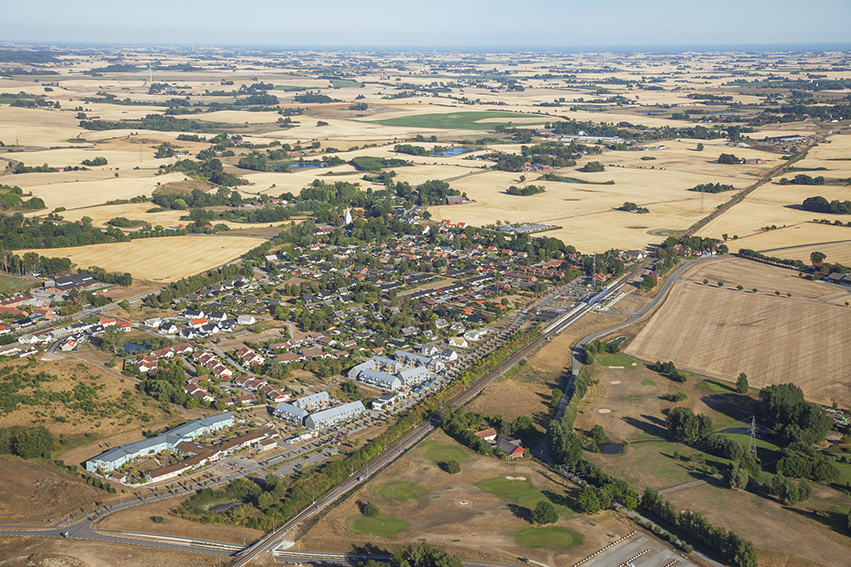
[17,235,261,281]
[624,263,851,407]
[368,111,549,130]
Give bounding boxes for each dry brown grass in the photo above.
[16,235,262,282]
[624,277,851,408]
[96,493,263,546]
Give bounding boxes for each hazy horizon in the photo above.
[1,0,849,49]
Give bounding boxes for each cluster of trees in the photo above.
[653,360,687,383]
[737,248,808,270]
[801,196,851,215]
[13,162,58,174]
[718,153,741,164]
[572,459,640,512]
[689,182,735,193]
[393,144,428,156]
[582,339,619,365]
[81,156,107,166]
[144,261,252,308]
[86,265,133,287]
[641,489,758,567]
[617,201,649,213]
[666,407,713,444]
[396,179,462,207]
[0,213,128,250]
[781,174,826,186]
[661,234,727,256]
[80,114,221,133]
[293,92,338,104]
[157,158,243,186]
[0,184,45,211]
[0,425,54,459]
[582,161,605,173]
[759,383,832,446]
[350,156,411,172]
[152,186,238,210]
[506,185,545,196]
[138,363,192,407]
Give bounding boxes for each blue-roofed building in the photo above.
[85,412,233,472]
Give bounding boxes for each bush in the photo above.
[363,501,380,517]
[582,161,605,173]
[443,460,461,474]
[532,500,559,524]
[152,516,164,523]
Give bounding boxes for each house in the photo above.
[464,329,488,341]
[182,309,204,319]
[439,349,458,361]
[237,315,256,325]
[447,336,468,349]
[496,435,525,460]
[273,402,309,425]
[160,322,179,334]
[144,317,163,328]
[474,428,497,442]
[190,317,208,329]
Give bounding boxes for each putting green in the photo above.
[597,353,638,367]
[347,515,410,537]
[419,442,468,463]
[476,477,535,496]
[374,481,427,501]
[514,526,583,549]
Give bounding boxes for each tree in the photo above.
[589,424,609,449]
[736,373,749,394]
[532,500,559,524]
[391,543,462,567]
[810,251,826,265]
[547,420,582,466]
[99,325,124,354]
[725,465,749,489]
[717,281,724,288]
[696,143,704,151]
[582,161,605,173]
[363,500,380,517]
[577,485,601,514]
[444,460,461,474]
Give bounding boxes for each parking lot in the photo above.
[583,535,698,567]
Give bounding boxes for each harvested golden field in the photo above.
[728,223,851,265]
[624,280,851,407]
[18,235,261,281]
[19,171,186,211]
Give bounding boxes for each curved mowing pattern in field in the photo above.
[596,354,638,367]
[418,441,468,463]
[514,526,583,549]
[476,477,535,497]
[374,481,427,501]
[347,516,410,537]
[648,229,677,236]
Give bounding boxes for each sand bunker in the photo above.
[505,476,527,481]
[608,366,625,369]
[598,409,612,414]
[459,501,469,505]
[610,380,622,385]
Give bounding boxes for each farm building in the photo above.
[496,435,525,459]
[44,272,95,292]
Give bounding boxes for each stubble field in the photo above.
[17,235,262,281]
[624,276,851,408]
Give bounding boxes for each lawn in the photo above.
[370,111,547,131]
[696,379,734,392]
[419,441,469,464]
[640,380,656,386]
[374,481,427,501]
[476,477,536,497]
[514,526,583,549]
[331,79,363,88]
[596,353,638,367]
[0,273,38,290]
[347,515,410,538]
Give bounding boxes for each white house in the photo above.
[447,336,468,348]
[237,315,256,325]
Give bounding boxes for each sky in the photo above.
[1,0,850,49]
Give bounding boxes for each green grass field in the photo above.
[370,111,547,131]
[347,515,410,537]
[374,481,427,501]
[0,274,38,290]
[331,80,363,88]
[597,353,638,367]
[514,526,583,549]
[419,442,468,464]
[476,477,536,497]
[696,380,733,392]
[640,380,656,386]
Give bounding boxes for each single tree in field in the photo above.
[703,279,709,285]
[532,500,559,524]
[717,281,724,288]
[696,143,704,151]
[443,460,461,474]
[363,501,380,517]
[752,288,758,294]
[736,373,749,394]
[737,285,743,291]
[810,251,826,265]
